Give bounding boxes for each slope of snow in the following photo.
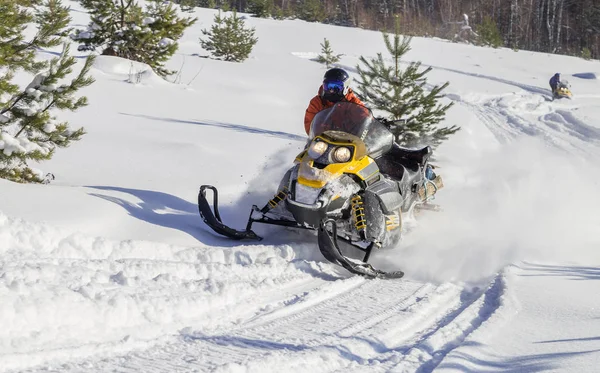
[1,2,600,372]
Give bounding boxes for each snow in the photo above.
[25,87,42,99]
[43,120,57,133]
[0,132,48,156]
[73,30,94,40]
[92,55,168,85]
[143,17,156,25]
[1,2,600,372]
[159,37,174,48]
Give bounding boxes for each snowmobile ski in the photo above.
[318,219,404,279]
[198,185,261,240]
[198,185,309,241]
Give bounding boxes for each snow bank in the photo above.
[290,52,319,60]
[92,55,169,86]
[0,211,319,371]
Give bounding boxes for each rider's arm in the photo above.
[345,89,365,106]
[304,96,323,135]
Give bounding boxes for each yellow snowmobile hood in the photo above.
[296,134,379,189]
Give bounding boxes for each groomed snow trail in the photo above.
[27,272,506,373]
[1,212,509,373]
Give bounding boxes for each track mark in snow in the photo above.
[335,283,434,338]
[454,93,600,158]
[54,279,500,373]
[541,109,600,142]
[238,275,369,330]
[385,274,507,373]
[457,99,517,145]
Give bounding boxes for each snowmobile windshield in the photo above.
[309,102,393,158]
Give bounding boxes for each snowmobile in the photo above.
[198,102,444,279]
[553,81,573,99]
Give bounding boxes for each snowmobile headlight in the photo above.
[332,146,352,163]
[308,140,328,159]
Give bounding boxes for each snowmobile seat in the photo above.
[375,144,431,181]
[388,144,432,165]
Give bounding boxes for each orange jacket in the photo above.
[304,87,365,135]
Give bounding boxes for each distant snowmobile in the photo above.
[198,102,444,279]
[553,81,573,99]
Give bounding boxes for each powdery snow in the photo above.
[1,2,600,372]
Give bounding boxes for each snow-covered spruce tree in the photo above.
[200,10,258,62]
[0,0,95,183]
[315,38,342,68]
[73,0,196,77]
[356,28,459,149]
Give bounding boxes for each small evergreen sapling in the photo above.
[200,10,258,62]
[315,38,342,68]
[0,0,95,183]
[356,29,459,149]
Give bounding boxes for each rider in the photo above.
[303,68,437,247]
[304,68,436,182]
[549,73,561,94]
[304,68,365,135]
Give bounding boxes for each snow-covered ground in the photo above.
[2,2,600,372]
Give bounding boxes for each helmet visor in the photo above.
[323,80,345,94]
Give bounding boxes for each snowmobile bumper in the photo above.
[285,198,329,228]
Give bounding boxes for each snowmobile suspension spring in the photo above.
[268,186,288,208]
[422,178,438,200]
[351,195,366,232]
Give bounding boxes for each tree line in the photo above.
[188,0,600,59]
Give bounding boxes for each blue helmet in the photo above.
[321,68,351,103]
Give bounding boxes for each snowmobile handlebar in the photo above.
[377,117,408,127]
[377,117,408,138]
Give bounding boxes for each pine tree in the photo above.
[0,0,95,183]
[200,10,258,62]
[356,27,459,149]
[478,16,503,48]
[247,0,273,18]
[296,0,326,22]
[315,38,342,68]
[581,47,592,60]
[73,0,196,77]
